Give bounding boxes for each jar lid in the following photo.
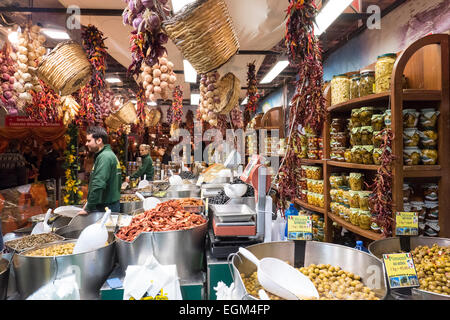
[377,53,397,59]
[333,73,349,78]
[360,70,375,75]
[351,74,360,79]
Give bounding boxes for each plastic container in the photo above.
[354,240,369,253]
[284,204,299,239]
[375,53,397,93]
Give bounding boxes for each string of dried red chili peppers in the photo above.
[277,0,326,211]
[245,61,260,119]
[78,25,108,125]
[168,85,183,125]
[368,129,395,237]
[27,80,61,123]
[136,85,147,125]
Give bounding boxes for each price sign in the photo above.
[383,253,419,289]
[287,215,312,241]
[395,212,419,236]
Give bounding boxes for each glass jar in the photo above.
[306,166,322,180]
[361,145,374,164]
[359,107,375,126]
[348,190,360,209]
[375,53,397,93]
[410,201,426,218]
[351,108,361,128]
[403,128,420,147]
[331,74,350,105]
[359,70,375,97]
[403,109,420,128]
[421,148,438,165]
[423,183,438,201]
[371,221,381,233]
[330,189,339,202]
[331,147,346,162]
[371,114,385,131]
[330,132,348,149]
[419,129,438,148]
[330,174,345,189]
[373,148,383,165]
[358,210,372,230]
[372,131,383,148]
[307,149,320,160]
[350,127,362,146]
[331,118,346,133]
[403,183,413,202]
[349,172,364,191]
[307,134,319,149]
[350,75,360,100]
[358,191,372,210]
[419,108,440,129]
[351,146,363,164]
[344,148,353,163]
[384,109,391,127]
[403,147,421,165]
[424,201,439,220]
[360,126,374,145]
[350,208,360,226]
[330,202,339,215]
[342,205,351,222]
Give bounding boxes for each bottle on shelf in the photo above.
[284,203,299,239]
[354,240,369,253]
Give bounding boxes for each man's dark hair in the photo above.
[86,126,108,144]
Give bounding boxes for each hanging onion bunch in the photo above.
[123,0,171,76]
[198,71,221,126]
[99,89,114,119]
[10,25,47,108]
[140,53,176,102]
[168,85,183,125]
[0,42,19,115]
[245,61,259,115]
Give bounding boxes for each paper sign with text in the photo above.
[383,253,419,289]
[287,215,312,241]
[395,212,419,236]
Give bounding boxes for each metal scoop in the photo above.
[238,247,319,300]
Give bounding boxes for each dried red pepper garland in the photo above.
[167,85,183,125]
[28,80,61,123]
[368,129,395,237]
[77,25,108,125]
[136,85,147,126]
[245,61,260,116]
[277,0,326,211]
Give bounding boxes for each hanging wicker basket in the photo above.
[105,113,122,131]
[145,108,162,127]
[162,0,240,74]
[37,41,92,96]
[115,101,137,124]
[217,72,240,115]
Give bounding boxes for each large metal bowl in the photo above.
[166,185,200,198]
[115,217,208,280]
[12,235,116,300]
[120,201,143,214]
[55,211,115,239]
[368,236,450,300]
[231,241,388,300]
[0,259,10,300]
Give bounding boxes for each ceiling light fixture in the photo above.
[260,60,289,84]
[190,93,200,106]
[315,0,353,36]
[41,28,71,40]
[171,0,196,14]
[183,59,197,83]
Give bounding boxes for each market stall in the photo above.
[0,0,448,303]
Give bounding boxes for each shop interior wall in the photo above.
[323,0,450,81]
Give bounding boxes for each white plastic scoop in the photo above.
[137,174,150,189]
[31,209,52,235]
[238,247,319,300]
[135,192,161,211]
[73,209,111,254]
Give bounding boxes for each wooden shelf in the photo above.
[328,89,442,112]
[293,198,326,214]
[299,158,326,165]
[327,160,380,171]
[403,165,441,177]
[328,212,384,241]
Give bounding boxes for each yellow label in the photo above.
[383,253,419,289]
[395,212,418,236]
[288,215,312,240]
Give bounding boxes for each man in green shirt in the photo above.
[126,144,154,182]
[78,126,122,215]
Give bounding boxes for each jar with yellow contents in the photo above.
[375,53,397,93]
[331,74,350,105]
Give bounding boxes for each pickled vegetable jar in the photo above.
[359,70,375,96]
[421,148,438,165]
[361,145,374,165]
[359,107,375,126]
[330,132,348,149]
[330,118,346,133]
[419,130,438,148]
[419,108,440,129]
[349,172,364,191]
[331,74,350,105]
[384,109,391,127]
[350,208,360,226]
[358,210,372,230]
[344,149,353,163]
[403,147,421,165]
[350,75,360,100]
[403,128,420,147]
[372,131,383,148]
[330,174,345,189]
[331,147,346,162]
[403,109,420,128]
[351,146,363,164]
[375,53,397,93]
[371,114,385,131]
[360,126,374,145]
[351,108,361,128]
[350,127,362,146]
[373,148,383,165]
[348,191,361,209]
[358,191,372,210]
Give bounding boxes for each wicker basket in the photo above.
[115,101,137,124]
[145,108,161,127]
[105,113,122,131]
[37,41,92,96]
[217,73,240,115]
[162,0,240,74]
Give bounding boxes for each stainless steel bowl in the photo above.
[115,217,208,280]
[12,235,116,300]
[368,236,450,300]
[0,259,10,300]
[120,201,144,214]
[231,241,388,300]
[166,185,201,198]
[55,211,115,239]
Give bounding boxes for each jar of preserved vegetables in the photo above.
[375,53,397,93]
[359,70,375,96]
[350,74,360,100]
[331,74,350,105]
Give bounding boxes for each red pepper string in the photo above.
[168,85,183,125]
[27,80,61,123]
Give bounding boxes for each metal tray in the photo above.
[210,204,255,223]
